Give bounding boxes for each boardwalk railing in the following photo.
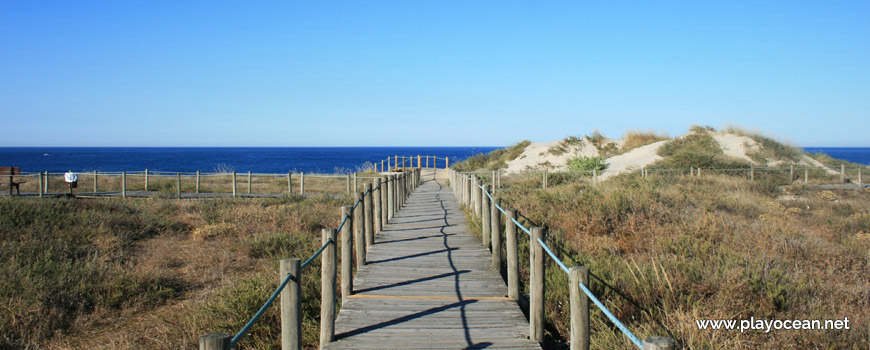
[448,169,677,350]
[460,164,866,191]
[369,154,451,172]
[199,168,422,350]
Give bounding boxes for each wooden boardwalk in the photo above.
[324,173,540,349]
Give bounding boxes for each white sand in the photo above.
[798,155,842,175]
[711,132,759,164]
[505,138,599,173]
[599,140,668,180]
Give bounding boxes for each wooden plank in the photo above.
[323,178,540,349]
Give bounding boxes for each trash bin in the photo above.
[64,171,78,192]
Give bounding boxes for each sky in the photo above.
[1,1,868,147]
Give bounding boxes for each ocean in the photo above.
[0,147,499,174]
[1,146,867,174]
[803,147,870,166]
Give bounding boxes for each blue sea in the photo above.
[1,146,866,174]
[0,147,499,174]
[804,147,870,165]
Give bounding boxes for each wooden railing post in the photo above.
[530,227,545,342]
[38,172,44,198]
[144,169,149,191]
[750,166,754,181]
[569,266,590,350]
[354,192,366,266]
[466,175,472,208]
[196,170,201,193]
[281,258,302,350]
[374,179,382,233]
[248,171,252,194]
[418,155,421,169]
[642,337,676,350]
[122,171,127,199]
[340,206,353,302]
[177,173,182,199]
[841,164,846,183]
[232,171,237,198]
[491,197,502,270]
[445,156,449,169]
[387,176,394,221]
[804,167,808,184]
[364,183,374,249]
[300,172,305,194]
[543,170,548,189]
[93,170,97,192]
[859,167,863,188]
[346,174,351,194]
[199,333,232,350]
[320,228,337,347]
[353,173,358,193]
[473,177,480,216]
[481,184,491,248]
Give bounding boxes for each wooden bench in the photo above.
[0,167,26,195]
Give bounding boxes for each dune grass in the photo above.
[655,128,750,169]
[452,140,531,171]
[724,125,803,163]
[620,129,669,154]
[467,173,868,349]
[1,195,348,349]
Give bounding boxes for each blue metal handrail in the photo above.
[472,179,644,349]
[230,237,334,347]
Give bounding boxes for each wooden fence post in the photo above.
[354,192,366,266]
[481,185,491,249]
[300,172,305,194]
[642,337,676,350]
[176,173,181,199]
[353,173,358,193]
[320,228,336,347]
[199,333,232,350]
[466,175,472,208]
[145,169,149,191]
[387,176,394,221]
[122,171,127,199]
[446,157,449,169]
[790,165,794,182]
[473,177,481,216]
[38,172,43,198]
[859,167,863,188]
[93,170,98,192]
[340,206,353,302]
[287,172,292,194]
[232,171,237,198]
[364,183,374,249]
[346,174,351,194]
[841,164,846,183]
[374,179,382,233]
[491,197,502,270]
[380,160,384,172]
[530,227,545,342]
[418,155,421,169]
[804,167,808,184]
[280,258,302,350]
[569,266,590,350]
[246,171,251,194]
[593,169,597,184]
[380,177,388,225]
[543,170,548,189]
[750,166,754,181]
[196,171,201,193]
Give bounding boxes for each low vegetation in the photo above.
[466,173,868,349]
[586,130,618,158]
[566,156,607,172]
[1,195,348,349]
[724,125,803,163]
[655,127,749,169]
[452,140,531,171]
[620,129,669,153]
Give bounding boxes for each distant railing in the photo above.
[449,169,678,350]
[461,164,866,191]
[198,168,422,350]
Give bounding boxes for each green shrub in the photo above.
[567,156,607,172]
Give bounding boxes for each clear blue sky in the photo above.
[2,1,868,147]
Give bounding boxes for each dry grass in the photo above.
[480,173,869,349]
[620,129,669,153]
[1,195,349,349]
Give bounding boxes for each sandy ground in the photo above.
[499,130,845,182]
[711,132,758,164]
[505,138,598,173]
[600,140,668,180]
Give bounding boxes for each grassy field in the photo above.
[463,172,868,349]
[1,195,350,349]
